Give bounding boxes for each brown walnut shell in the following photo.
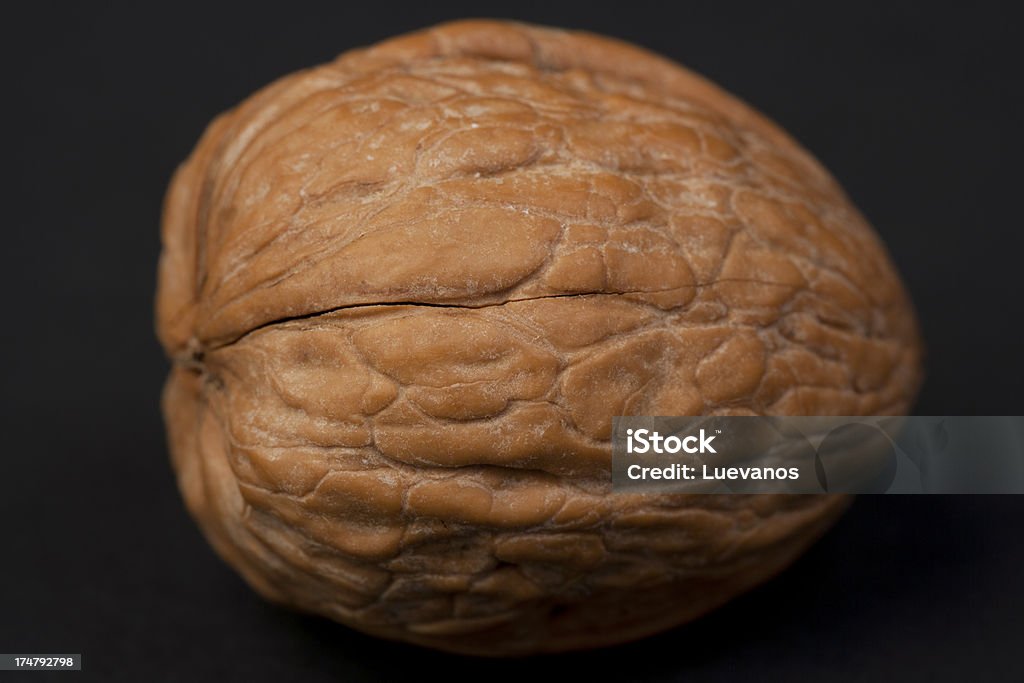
[156,19,923,655]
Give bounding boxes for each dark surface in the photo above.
[3,1,1022,681]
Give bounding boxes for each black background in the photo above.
[3,1,1023,681]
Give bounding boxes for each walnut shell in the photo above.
[156,20,923,655]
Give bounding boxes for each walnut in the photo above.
[156,20,923,655]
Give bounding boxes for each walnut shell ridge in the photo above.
[156,20,923,655]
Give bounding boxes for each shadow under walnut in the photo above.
[156,20,922,655]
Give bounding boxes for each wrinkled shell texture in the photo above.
[157,20,922,655]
